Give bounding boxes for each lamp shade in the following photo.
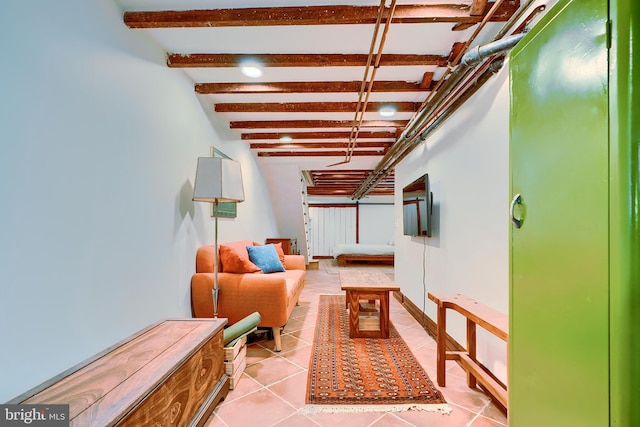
[192,157,245,203]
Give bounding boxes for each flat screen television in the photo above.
[402,174,432,237]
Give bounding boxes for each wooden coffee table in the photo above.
[339,270,400,338]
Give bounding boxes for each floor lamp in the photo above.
[192,157,245,318]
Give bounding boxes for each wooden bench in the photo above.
[428,292,509,408]
[10,319,229,427]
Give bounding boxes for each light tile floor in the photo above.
[205,261,508,427]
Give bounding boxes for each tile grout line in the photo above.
[465,399,498,427]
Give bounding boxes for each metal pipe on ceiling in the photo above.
[398,32,524,145]
[386,57,507,169]
[408,0,510,127]
[352,0,538,199]
[350,0,542,200]
[460,34,525,66]
[350,58,495,198]
[346,0,398,163]
[351,32,526,200]
[330,0,397,167]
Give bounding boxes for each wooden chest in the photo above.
[12,319,229,427]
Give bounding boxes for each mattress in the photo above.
[332,243,395,258]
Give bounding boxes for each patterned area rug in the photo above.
[301,294,450,415]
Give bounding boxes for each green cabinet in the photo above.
[509,0,639,425]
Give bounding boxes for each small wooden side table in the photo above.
[265,238,297,255]
[339,270,400,338]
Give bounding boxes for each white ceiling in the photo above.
[112,0,551,197]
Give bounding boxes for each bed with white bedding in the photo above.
[332,243,395,266]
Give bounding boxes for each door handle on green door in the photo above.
[510,193,524,228]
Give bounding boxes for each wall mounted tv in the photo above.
[402,174,432,237]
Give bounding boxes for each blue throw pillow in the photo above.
[246,244,285,274]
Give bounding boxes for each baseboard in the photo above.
[392,291,465,352]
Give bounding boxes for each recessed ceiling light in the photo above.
[378,105,396,117]
[241,65,263,78]
[280,136,293,142]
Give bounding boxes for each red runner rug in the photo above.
[301,294,451,414]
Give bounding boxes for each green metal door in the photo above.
[609,0,640,425]
[509,0,609,425]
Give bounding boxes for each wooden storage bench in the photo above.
[10,319,230,427]
[428,293,509,408]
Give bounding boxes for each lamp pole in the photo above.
[212,200,219,318]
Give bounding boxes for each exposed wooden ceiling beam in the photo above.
[168,53,448,68]
[196,80,437,94]
[452,22,476,31]
[311,184,395,190]
[470,0,490,15]
[313,182,393,187]
[257,150,384,157]
[311,170,385,177]
[215,101,419,113]
[242,131,396,140]
[419,72,435,89]
[308,186,394,196]
[123,3,518,28]
[312,181,394,187]
[249,142,392,149]
[304,169,395,196]
[230,119,408,129]
[307,189,353,196]
[448,42,467,62]
[312,182,394,187]
[312,171,393,177]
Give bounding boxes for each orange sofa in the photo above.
[191,240,305,351]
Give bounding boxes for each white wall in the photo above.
[359,203,394,244]
[0,0,278,402]
[258,161,307,257]
[395,64,511,382]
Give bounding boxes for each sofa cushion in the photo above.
[195,246,216,273]
[219,244,261,273]
[251,241,286,265]
[247,244,285,274]
[273,242,286,264]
